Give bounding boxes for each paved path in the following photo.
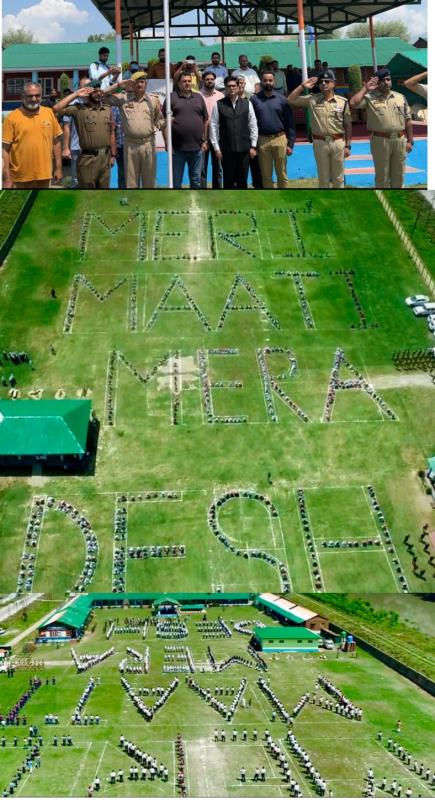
[0,593,43,624]
[6,596,76,649]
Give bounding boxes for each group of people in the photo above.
[2,42,425,189]
[2,678,41,726]
[196,620,231,638]
[71,646,113,672]
[121,675,179,720]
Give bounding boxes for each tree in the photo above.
[87,32,116,42]
[2,27,36,48]
[346,20,410,41]
[59,73,71,94]
[213,8,282,37]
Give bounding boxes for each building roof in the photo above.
[387,47,428,70]
[257,593,318,623]
[41,596,92,631]
[0,399,91,456]
[254,626,321,641]
[90,0,423,36]
[2,37,412,72]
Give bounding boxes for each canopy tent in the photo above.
[91,0,422,38]
[90,0,423,185]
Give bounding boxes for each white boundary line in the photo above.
[69,741,92,796]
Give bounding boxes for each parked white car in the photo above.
[321,638,334,650]
[405,294,429,307]
[413,302,435,317]
[428,315,435,332]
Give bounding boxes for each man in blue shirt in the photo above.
[203,52,228,90]
[250,70,295,188]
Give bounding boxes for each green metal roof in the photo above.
[0,400,91,456]
[387,48,428,70]
[2,37,412,72]
[42,596,93,631]
[254,626,321,641]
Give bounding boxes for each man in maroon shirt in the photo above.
[162,72,208,188]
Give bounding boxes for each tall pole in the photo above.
[129,22,134,61]
[369,16,378,72]
[163,0,173,188]
[297,0,308,81]
[115,0,123,75]
[221,34,225,65]
[314,27,319,60]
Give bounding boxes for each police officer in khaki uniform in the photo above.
[288,72,352,188]
[103,71,164,188]
[54,80,115,188]
[349,68,413,188]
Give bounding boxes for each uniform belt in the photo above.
[125,134,154,143]
[259,131,286,139]
[81,147,110,156]
[372,131,404,139]
[312,133,344,141]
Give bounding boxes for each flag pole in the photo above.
[297,0,308,82]
[163,0,173,188]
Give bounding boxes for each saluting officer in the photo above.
[53,80,115,188]
[288,72,352,188]
[103,71,164,188]
[349,68,413,188]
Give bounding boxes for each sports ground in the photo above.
[0,189,434,597]
[0,602,434,798]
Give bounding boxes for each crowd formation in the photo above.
[2,678,41,726]
[116,737,169,782]
[186,676,247,720]
[71,647,113,673]
[121,675,179,720]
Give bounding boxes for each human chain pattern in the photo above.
[321,537,382,549]
[71,676,96,724]
[207,489,290,592]
[330,269,375,330]
[175,733,187,797]
[380,735,435,787]
[318,675,363,720]
[119,646,149,674]
[274,271,319,328]
[118,736,169,782]
[163,645,194,674]
[393,348,435,374]
[323,347,398,423]
[121,676,178,721]
[186,676,246,720]
[17,497,98,595]
[145,274,212,331]
[105,350,177,427]
[258,677,291,723]
[295,488,324,591]
[63,274,129,333]
[16,496,44,594]
[156,620,188,639]
[196,620,231,639]
[71,647,114,673]
[365,486,409,592]
[79,210,146,263]
[217,274,281,330]
[128,544,185,559]
[286,729,328,796]
[264,732,302,796]
[3,677,41,725]
[257,347,309,423]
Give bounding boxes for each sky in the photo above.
[1,0,428,44]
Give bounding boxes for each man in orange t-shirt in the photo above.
[147,48,176,79]
[2,82,63,188]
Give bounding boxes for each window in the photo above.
[298,640,302,643]
[6,78,26,96]
[42,77,54,95]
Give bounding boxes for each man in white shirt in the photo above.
[210,75,258,188]
[89,47,120,90]
[231,55,260,98]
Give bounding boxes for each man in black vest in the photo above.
[209,75,258,188]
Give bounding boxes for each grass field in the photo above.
[0,189,434,597]
[0,603,434,798]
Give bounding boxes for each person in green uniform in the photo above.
[53,80,116,188]
[349,68,413,188]
[288,72,352,188]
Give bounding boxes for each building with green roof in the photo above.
[2,37,414,107]
[252,626,321,652]
[0,399,92,470]
[387,48,428,107]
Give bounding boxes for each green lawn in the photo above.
[0,604,434,798]
[0,189,434,597]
